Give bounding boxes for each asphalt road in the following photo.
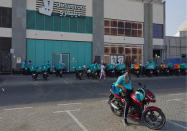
[0,74,186,131]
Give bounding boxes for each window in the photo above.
[111,20,117,35]
[0,7,12,28]
[104,18,143,37]
[118,21,124,36]
[26,10,93,34]
[104,47,110,54]
[153,24,163,38]
[118,47,124,54]
[0,37,11,51]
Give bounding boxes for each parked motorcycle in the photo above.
[145,61,156,77]
[75,66,84,80]
[115,64,126,77]
[41,65,49,80]
[106,64,115,77]
[131,64,141,77]
[55,64,64,77]
[180,63,187,75]
[108,83,166,130]
[29,65,38,80]
[173,64,180,75]
[89,64,99,79]
[159,64,170,76]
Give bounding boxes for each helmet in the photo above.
[135,88,145,102]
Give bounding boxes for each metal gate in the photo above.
[52,53,70,72]
[0,51,11,73]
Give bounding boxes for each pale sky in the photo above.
[165,0,187,36]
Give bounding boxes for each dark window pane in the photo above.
[54,15,61,31]
[118,47,124,54]
[77,17,85,33]
[45,15,53,31]
[132,56,138,64]
[111,28,117,35]
[132,23,137,29]
[132,30,138,37]
[138,23,142,29]
[104,20,110,27]
[0,7,12,28]
[85,17,93,33]
[153,24,163,38]
[118,28,124,35]
[36,12,44,30]
[62,16,69,32]
[104,28,110,35]
[125,22,131,29]
[111,21,117,27]
[132,48,137,54]
[27,10,35,29]
[70,17,77,32]
[111,47,117,54]
[0,37,11,51]
[118,21,124,28]
[104,47,110,53]
[125,29,131,36]
[125,48,131,54]
[138,30,142,37]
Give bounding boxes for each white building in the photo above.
[0,0,165,73]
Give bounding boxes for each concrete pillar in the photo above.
[92,0,104,64]
[12,0,26,69]
[144,3,153,65]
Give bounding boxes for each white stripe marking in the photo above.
[167,99,182,102]
[122,119,127,127]
[101,100,108,103]
[57,103,82,106]
[169,93,185,96]
[53,109,80,114]
[168,120,187,130]
[67,111,88,131]
[4,107,33,111]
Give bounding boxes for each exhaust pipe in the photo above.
[110,102,119,110]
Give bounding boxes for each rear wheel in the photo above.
[142,109,166,130]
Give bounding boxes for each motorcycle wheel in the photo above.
[142,109,166,130]
[109,97,123,117]
[32,73,37,81]
[59,71,63,78]
[43,74,48,80]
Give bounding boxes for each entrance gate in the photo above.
[52,53,70,72]
[0,51,11,73]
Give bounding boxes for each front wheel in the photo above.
[142,109,166,130]
[109,95,123,117]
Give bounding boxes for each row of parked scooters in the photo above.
[24,64,66,80]
[74,61,187,80]
[24,61,187,80]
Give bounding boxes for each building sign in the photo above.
[37,0,86,17]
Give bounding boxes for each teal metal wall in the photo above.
[26,10,93,34]
[27,39,92,72]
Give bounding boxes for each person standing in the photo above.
[100,63,106,79]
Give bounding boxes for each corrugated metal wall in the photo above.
[27,39,92,72]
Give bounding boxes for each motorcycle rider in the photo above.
[115,69,132,125]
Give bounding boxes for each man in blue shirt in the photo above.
[115,71,133,125]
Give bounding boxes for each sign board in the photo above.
[17,57,22,64]
[37,0,86,17]
[10,49,14,54]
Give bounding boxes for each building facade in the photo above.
[165,31,187,60]
[0,0,165,73]
[104,0,165,66]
